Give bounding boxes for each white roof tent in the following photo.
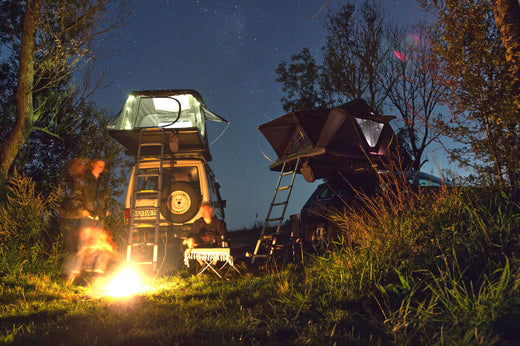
[108,89,228,161]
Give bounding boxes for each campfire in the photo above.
[101,266,147,298]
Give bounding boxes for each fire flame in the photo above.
[103,267,147,298]
[73,228,152,298]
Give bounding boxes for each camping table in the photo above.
[184,248,240,278]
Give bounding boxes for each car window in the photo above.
[417,178,442,187]
[407,172,447,187]
[168,166,200,194]
[317,187,331,199]
[136,166,201,192]
[136,168,158,191]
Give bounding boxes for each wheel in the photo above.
[311,224,329,254]
[160,181,201,223]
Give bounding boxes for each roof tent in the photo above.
[108,89,228,161]
[258,99,410,181]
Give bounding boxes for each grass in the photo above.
[1,270,364,345]
[1,175,520,344]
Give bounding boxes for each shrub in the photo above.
[0,173,59,274]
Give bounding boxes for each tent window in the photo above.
[287,129,311,155]
[356,118,384,147]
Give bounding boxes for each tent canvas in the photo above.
[108,89,228,160]
[258,99,409,181]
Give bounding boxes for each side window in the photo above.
[317,187,329,200]
[418,178,441,187]
[205,166,225,219]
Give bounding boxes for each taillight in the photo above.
[125,208,130,224]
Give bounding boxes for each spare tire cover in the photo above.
[161,181,201,223]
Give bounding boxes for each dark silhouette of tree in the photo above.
[0,0,128,186]
[276,2,391,113]
[275,48,327,112]
[385,24,448,171]
[321,1,390,113]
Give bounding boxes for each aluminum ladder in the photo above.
[251,157,300,264]
[126,128,165,274]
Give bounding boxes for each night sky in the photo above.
[93,0,436,230]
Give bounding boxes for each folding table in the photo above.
[184,248,240,278]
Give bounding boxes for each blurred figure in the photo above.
[60,158,89,277]
[67,159,114,284]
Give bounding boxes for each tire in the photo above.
[160,182,201,223]
[310,224,329,254]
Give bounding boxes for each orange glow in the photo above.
[102,267,147,298]
[77,227,115,258]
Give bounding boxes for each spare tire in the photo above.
[160,182,201,223]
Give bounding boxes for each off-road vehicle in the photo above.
[108,89,227,272]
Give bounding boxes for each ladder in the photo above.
[251,157,300,264]
[126,128,166,274]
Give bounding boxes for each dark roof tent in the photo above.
[107,89,228,161]
[258,99,410,182]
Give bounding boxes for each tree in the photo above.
[384,24,448,171]
[0,0,127,185]
[275,48,327,112]
[492,0,520,109]
[491,0,520,196]
[0,0,42,185]
[276,1,445,170]
[420,0,520,191]
[276,1,391,113]
[321,1,390,113]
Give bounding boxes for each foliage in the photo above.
[0,173,60,275]
[275,47,327,112]
[321,0,390,112]
[16,99,131,197]
[492,0,520,111]
[276,1,392,113]
[325,175,520,343]
[420,0,520,191]
[0,0,128,183]
[0,0,131,246]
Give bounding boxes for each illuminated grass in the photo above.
[1,187,519,344]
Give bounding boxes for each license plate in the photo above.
[134,209,156,217]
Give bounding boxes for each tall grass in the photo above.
[0,171,519,344]
[324,172,520,343]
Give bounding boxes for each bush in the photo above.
[0,174,60,274]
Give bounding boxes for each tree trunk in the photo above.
[492,0,520,196]
[0,0,42,184]
[492,0,520,107]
